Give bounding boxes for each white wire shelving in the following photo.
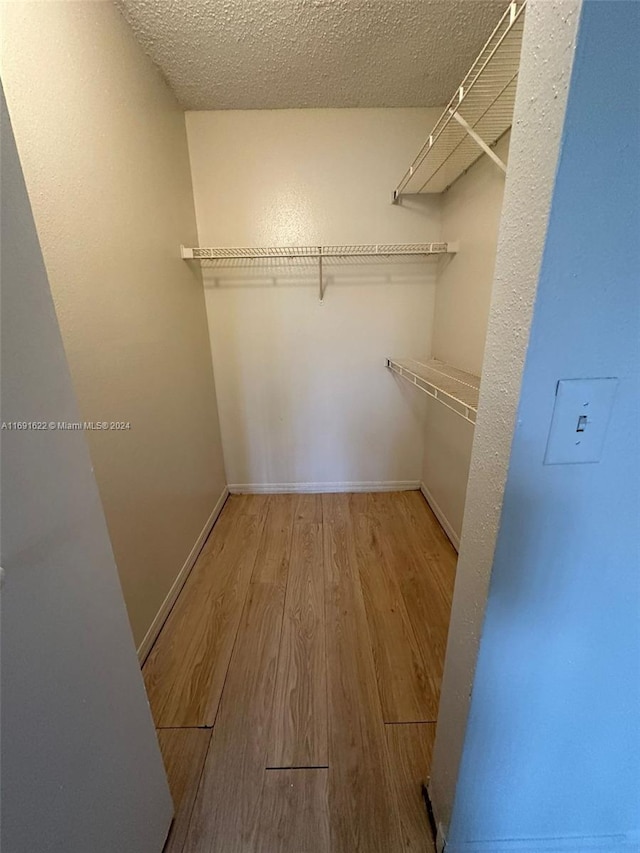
[393,0,526,199]
[180,243,457,260]
[181,243,458,302]
[386,357,480,424]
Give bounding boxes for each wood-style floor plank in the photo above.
[295,493,323,523]
[157,728,212,853]
[351,502,438,722]
[255,769,330,853]
[268,522,327,768]
[184,498,296,852]
[394,491,457,621]
[324,505,404,853]
[143,499,268,727]
[321,492,350,525]
[369,493,456,708]
[183,581,287,853]
[229,493,271,517]
[386,723,436,853]
[251,494,296,587]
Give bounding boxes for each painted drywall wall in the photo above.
[433,132,510,376]
[447,2,640,848]
[421,401,474,549]
[1,85,172,853]
[186,108,442,489]
[422,133,510,544]
[1,1,226,648]
[429,0,582,838]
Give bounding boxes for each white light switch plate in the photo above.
[544,378,618,465]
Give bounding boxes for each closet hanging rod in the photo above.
[180,242,458,260]
[392,0,526,199]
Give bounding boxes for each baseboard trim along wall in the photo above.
[137,486,230,664]
[228,480,421,494]
[420,482,460,552]
[443,833,640,852]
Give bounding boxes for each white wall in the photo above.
[422,133,510,545]
[186,108,442,490]
[0,85,172,853]
[433,132,510,376]
[421,401,475,549]
[1,1,227,650]
[445,3,640,848]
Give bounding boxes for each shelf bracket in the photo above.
[318,247,325,304]
[449,110,507,174]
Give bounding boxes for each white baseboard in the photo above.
[137,486,229,664]
[420,482,460,552]
[227,480,420,494]
[444,834,639,852]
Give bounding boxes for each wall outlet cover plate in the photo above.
[544,377,618,465]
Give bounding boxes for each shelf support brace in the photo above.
[449,110,507,174]
[318,247,325,304]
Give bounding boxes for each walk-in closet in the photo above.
[3,1,638,852]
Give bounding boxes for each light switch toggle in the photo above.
[544,378,618,465]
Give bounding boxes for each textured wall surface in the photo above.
[1,86,172,853]
[422,132,510,545]
[447,2,640,847]
[1,2,227,649]
[186,108,441,489]
[429,0,582,837]
[117,0,506,110]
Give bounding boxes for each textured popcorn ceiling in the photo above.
[116,0,508,110]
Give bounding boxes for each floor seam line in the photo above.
[263,501,296,769]
[208,503,269,731]
[265,765,329,770]
[173,727,214,853]
[252,497,296,847]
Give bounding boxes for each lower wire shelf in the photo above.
[386,357,480,425]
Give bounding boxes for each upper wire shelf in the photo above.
[181,243,456,260]
[181,243,458,302]
[387,357,480,424]
[393,0,526,198]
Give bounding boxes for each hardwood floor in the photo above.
[386,723,437,852]
[157,729,212,853]
[184,581,287,853]
[256,769,330,853]
[144,491,456,853]
[143,497,267,727]
[352,496,437,722]
[268,521,327,769]
[324,512,403,852]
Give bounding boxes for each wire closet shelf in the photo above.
[393,0,526,198]
[180,243,456,260]
[386,358,480,425]
[181,243,458,302]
